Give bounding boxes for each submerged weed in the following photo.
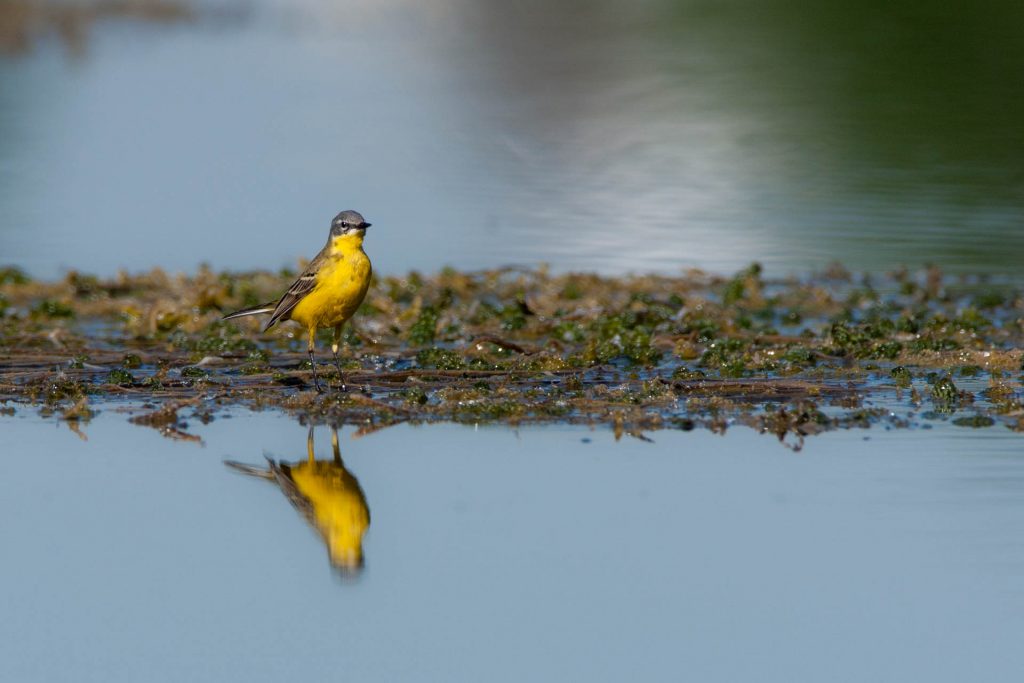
[106,369,135,386]
[890,366,913,387]
[416,348,465,370]
[930,376,965,409]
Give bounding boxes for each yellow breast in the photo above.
[290,235,372,330]
[290,461,370,571]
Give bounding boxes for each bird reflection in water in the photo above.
[225,425,370,575]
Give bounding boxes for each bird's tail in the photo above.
[224,459,276,479]
[222,302,277,321]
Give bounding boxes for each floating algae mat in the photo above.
[1,264,1023,445]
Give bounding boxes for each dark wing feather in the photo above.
[263,248,327,331]
[223,459,275,479]
[267,460,320,531]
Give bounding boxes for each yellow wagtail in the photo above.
[225,425,371,575]
[223,210,372,392]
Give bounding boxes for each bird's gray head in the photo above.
[330,210,371,237]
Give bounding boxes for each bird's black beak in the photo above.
[360,222,371,229]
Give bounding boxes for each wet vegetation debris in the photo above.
[2,264,1024,439]
[128,400,203,442]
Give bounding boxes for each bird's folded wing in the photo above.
[268,461,318,528]
[264,250,326,330]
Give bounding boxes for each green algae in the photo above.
[181,321,258,355]
[783,346,815,366]
[18,375,93,405]
[408,305,441,345]
[929,376,973,414]
[401,386,429,405]
[106,369,135,386]
[952,415,996,428]
[416,348,465,370]
[1,263,1023,437]
[890,366,913,387]
[0,267,30,286]
[31,300,75,319]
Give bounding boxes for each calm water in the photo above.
[4,3,1024,679]
[1,0,1024,278]
[2,412,1024,682]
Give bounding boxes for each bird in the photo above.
[225,425,371,575]
[222,210,372,392]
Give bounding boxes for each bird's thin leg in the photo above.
[307,328,322,393]
[332,324,347,392]
[307,424,316,464]
[331,424,343,465]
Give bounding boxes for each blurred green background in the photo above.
[2,0,1022,277]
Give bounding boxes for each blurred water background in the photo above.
[2,0,1023,278]
[4,4,1024,681]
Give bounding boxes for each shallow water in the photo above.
[4,3,1024,678]
[2,0,1024,278]
[2,411,1024,682]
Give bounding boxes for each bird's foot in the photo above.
[332,365,349,393]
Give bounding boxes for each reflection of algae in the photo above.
[226,425,370,575]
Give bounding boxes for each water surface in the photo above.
[4,4,1024,679]
[2,0,1023,278]
[2,411,1024,682]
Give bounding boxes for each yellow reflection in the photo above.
[226,425,370,575]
